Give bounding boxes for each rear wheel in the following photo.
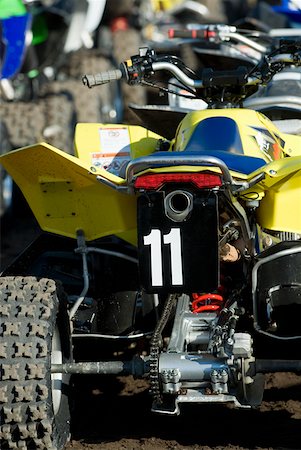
[0,276,72,450]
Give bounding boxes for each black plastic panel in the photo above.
[137,191,219,293]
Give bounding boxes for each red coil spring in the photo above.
[191,293,224,314]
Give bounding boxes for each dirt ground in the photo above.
[65,372,301,450]
[1,217,301,450]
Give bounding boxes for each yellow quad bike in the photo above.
[2,42,301,450]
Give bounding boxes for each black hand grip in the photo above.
[168,28,216,40]
[82,69,123,88]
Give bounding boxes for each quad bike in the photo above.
[0,0,123,219]
[162,23,271,111]
[2,41,301,449]
[0,0,122,142]
[0,0,76,219]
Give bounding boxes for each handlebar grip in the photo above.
[82,69,123,88]
[168,28,216,40]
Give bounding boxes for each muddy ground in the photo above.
[1,216,301,450]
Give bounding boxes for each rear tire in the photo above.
[0,276,72,450]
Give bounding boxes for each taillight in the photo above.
[134,173,222,190]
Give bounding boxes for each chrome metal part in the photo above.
[159,353,228,383]
[161,368,182,394]
[126,154,234,187]
[232,333,253,359]
[210,369,229,394]
[153,390,245,415]
[167,294,217,351]
[164,190,193,222]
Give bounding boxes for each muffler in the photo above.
[164,190,193,222]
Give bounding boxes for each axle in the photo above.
[51,358,301,375]
[51,356,148,376]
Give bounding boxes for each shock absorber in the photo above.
[191,293,224,314]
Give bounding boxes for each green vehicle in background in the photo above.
[0,0,129,219]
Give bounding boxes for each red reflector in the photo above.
[110,17,129,32]
[134,173,222,190]
[168,28,175,38]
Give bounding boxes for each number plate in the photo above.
[137,191,219,293]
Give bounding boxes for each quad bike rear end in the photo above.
[2,43,301,449]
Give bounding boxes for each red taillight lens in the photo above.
[134,173,222,190]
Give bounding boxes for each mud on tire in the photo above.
[0,276,72,450]
[0,92,75,155]
[60,49,122,123]
[0,121,13,217]
[0,121,31,220]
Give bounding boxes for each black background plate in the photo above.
[137,190,219,293]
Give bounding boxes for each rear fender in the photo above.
[74,123,164,174]
[243,156,301,233]
[281,132,301,158]
[0,143,137,244]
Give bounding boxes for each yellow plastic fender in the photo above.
[0,142,138,244]
[243,156,301,233]
[0,124,163,244]
[74,122,163,166]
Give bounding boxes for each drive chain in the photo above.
[149,293,178,407]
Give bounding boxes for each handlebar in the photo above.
[152,62,203,88]
[168,24,268,54]
[153,62,259,88]
[82,59,259,90]
[82,43,301,96]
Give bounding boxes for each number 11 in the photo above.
[143,228,183,287]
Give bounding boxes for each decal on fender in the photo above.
[250,126,284,161]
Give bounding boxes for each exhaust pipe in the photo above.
[164,190,193,222]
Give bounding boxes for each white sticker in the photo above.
[91,127,131,175]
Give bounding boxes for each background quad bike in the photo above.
[0,0,146,220]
